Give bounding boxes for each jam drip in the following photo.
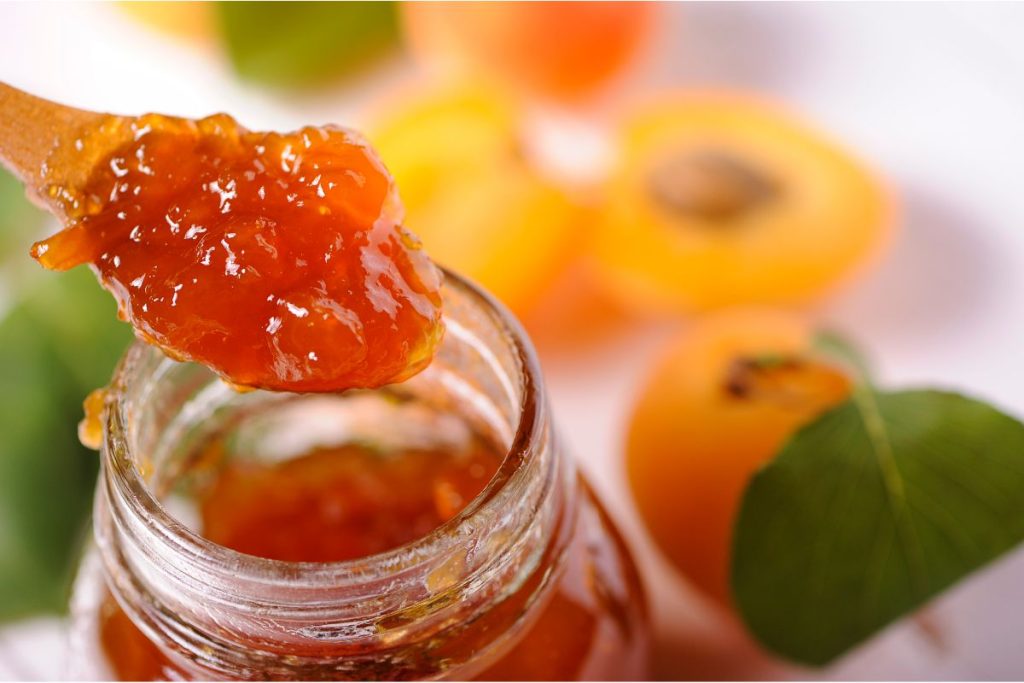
[32,113,443,392]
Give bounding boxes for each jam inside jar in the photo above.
[69,272,650,681]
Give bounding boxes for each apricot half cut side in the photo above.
[626,309,852,606]
[595,95,891,312]
[368,86,580,316]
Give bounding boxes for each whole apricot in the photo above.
[595,94,891,312]
[400,2,656,101]
[626,310,852,605]
[368,86,581,315]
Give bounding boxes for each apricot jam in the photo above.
[98,436,501,680]
[197,439,501,564]
[31,113,443,392]
[72,276,649,680]
[94,439,644,681]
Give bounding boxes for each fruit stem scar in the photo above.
[722,352,853,416]
[648,148,780,223]
[723,354,804,400]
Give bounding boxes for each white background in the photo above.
[1,2,1024,679]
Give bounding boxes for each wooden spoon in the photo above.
[0,81,129,220]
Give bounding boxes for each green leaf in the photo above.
[0,267,132,621]
[0,168,45,260]
[0,169,130,621]
[215,1,399,88]
[732,388,1024,665]
[813,329,873,381]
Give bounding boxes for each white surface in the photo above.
[2,2,1024,680]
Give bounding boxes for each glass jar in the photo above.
[68,272,649,680]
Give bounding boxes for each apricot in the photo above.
[595,95,891,312]
[522,257,633,353]
[626,310,852,606]
[368,86,580,315]
[400,2,656,101]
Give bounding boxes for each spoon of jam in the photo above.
[0,81,444,393]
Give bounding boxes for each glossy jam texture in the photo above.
[32,114,443,392]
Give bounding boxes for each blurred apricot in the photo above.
[595,95,891,312]
[117,2,213,43]
[626,310,852,606]
[400,2,656,101]
[368,86,581,316]
[523,257,634,352]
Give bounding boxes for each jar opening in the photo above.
[98,269,553,605]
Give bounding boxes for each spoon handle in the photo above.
[0,81,114,215]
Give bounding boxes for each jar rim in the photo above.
[101,268,547,589]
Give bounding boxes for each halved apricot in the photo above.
[626,310,852,606]
[595,94,892,312]
[367,85,581,316]
[400,2,656,102]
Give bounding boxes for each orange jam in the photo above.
[31,114,443,392]
[97,434,498,680]
[93,437,647,681]
[197,440,500,563]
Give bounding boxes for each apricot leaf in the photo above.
[0,167,44,258]
[0,267,131,621]
[216,2,398,88]
[813,329,872,379]
[732,388,1024,665]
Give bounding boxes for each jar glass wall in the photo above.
[68,272,649,680]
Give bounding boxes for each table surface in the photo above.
[2,2,1023,679]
